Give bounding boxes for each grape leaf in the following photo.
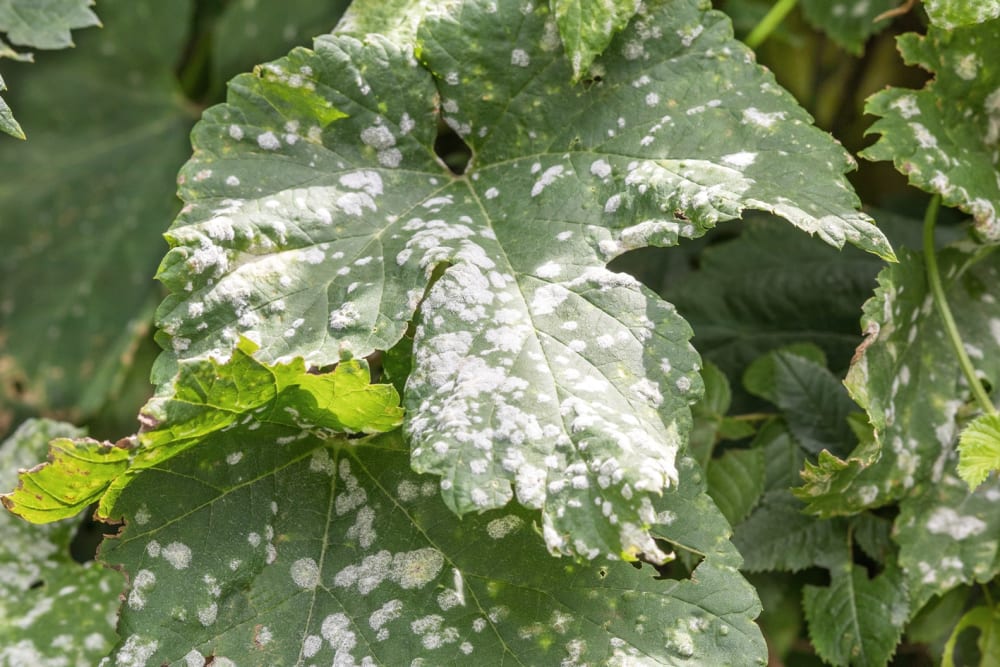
[2,337,402,523]
[922,0,1000,29]
[895,474,1000,610]
[551,0,640,80]
[99,429,767,665]
[0,0,195,416]
[0,419,119,664]
[154,0,891,563]
[803,562,909,667]
[797,247,1000,515]
[863,20,1000,241]
[957,412,1000,489]
[799,0,897,55]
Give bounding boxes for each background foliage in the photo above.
[2,0,999,665]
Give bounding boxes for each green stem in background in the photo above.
[922,195,997,416]
[745,0,799,49]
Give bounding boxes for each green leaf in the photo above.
[0,72,24,139]
[863,20,1000,241]
[958,412,1000,489]
[157,0,891,562]
[0,419,119,663]
[803,562,909,667]
[895,475,1000,610]
[665,217,888,384]
[798,247,1000,515]
[0,0,195,417]
[707,447,765,525]
[335,0,434,44]
[2,436,131,522]
[923,1,1000,29]
[99,429,767,665]
[799,0,897,55]
[943,604,1000,667]
[733,490,848,572]
[0,0,99,51]
[744,345,857,458]
[551,0,640,80]
[3,338,402,523]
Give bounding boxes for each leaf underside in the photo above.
[155,0,891,562]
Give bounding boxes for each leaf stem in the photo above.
[922,195,997,416]
[745,0,799,49]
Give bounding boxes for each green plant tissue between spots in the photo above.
[154,0,890,565]
[99,430,765,665]
[6,0,1000,664]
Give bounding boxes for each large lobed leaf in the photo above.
[863,20,1000,241]
[154,0,891,563]
[0,419,119,664]
[99,426,766,665]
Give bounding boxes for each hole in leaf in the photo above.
[70,508,118,563]
[434,120,472,175]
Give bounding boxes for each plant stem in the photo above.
[745,0,799,49]
[922,195,997,415]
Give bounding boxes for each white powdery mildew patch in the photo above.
[926,507,987,540]
[486,515,524,539]
[530,164,566,197]
[742,107,785,128]
[257,131,280,150]
[329,302,360,330]
[127,570,156,610]
[290,557,321,589]
[510,48,530,67]
[334,547,444,596]
[114,635,159,667]
[161,542,192,570]
[890,94,920,119]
